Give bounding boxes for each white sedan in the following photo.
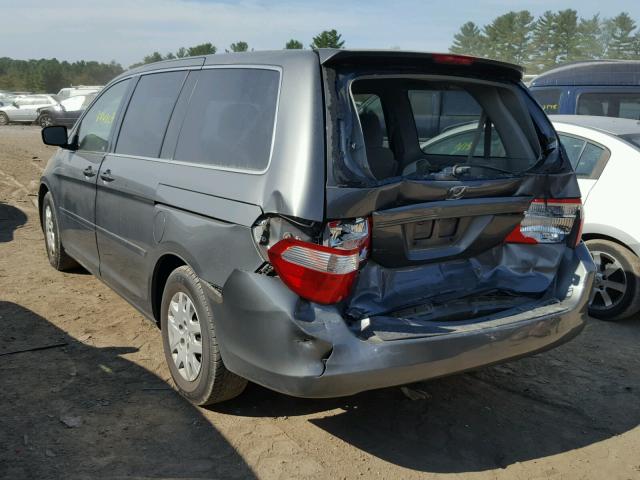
[413,116,640,321]
[552,115,640,321]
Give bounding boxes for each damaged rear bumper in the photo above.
[212,243,595,398]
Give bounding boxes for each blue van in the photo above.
[529,60,640,120]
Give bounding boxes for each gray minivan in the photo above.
[39,50,595,405]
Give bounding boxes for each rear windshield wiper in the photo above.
[453,164,518,176]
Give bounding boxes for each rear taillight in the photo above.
[505,198,582,247]
[264,217,371,304]
[268,239,360,304]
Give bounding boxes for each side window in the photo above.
[575,142,607,178]
[558,134,586,169]
[577,92,640,120]
[174,68,280,170]
[355,94,389,148]
[559,134,608,178]
[77,80,130,152]
[530,89,562,114]
[116,71,187,158]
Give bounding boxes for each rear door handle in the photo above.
[83,166,96,177]
[100,169,114,182]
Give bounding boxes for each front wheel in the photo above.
[586,239,640,321]
[0,112,9,125]
[41,192,78,271]
[161,265,247,405]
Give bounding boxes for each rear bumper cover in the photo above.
[213,243,595,398]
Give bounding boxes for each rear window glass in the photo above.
[577,92,640,120]
[408,88,506,159]
[531,89,562,115]
[116,71,187,158]
[345,78,541,183]
[174,68,280,171]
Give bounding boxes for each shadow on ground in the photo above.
[0,202,27,243]
[216,316,640,473]
[0,301,256,480]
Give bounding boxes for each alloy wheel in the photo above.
[590,249,627,311]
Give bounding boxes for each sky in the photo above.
[2,0,640,67]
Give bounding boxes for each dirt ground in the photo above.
[0,124,639,480]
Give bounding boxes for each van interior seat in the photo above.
[359,112,398,180]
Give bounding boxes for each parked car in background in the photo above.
[38,51,594,405]
[36,93,97,128]
[552,115,640,321]
[56,85,102,99]
[529,60,640,119]
[406,114,640,321]
[0,95,58,125]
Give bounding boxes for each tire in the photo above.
[586,239,640,321]
[39,113,52,128]
[161,265,247,405]
[0,112,9,125]
[41,192,78,271]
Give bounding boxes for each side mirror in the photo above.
[41,125,74,149]
[12,102,19,108]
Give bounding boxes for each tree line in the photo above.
[129,29,344,68]
[449,10,640,73]
[0,29,345,93]
[0,57,123,94]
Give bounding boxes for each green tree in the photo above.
[449,22,485,57]
[576,15,604,60]
[554,9,580,64]
[175,47,188,58]
[310,29,345,49]
[606,12,637,59]
[529,11,559,72]
[285,39,303,49]
[229,41,249,52]
[632,31,640,58]
[483,11,534,65]
[187,42,217,56]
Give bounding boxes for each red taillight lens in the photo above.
[505,198,582,247]
[432,53,475,66]
[268,238,360,304]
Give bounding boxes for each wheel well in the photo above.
[151,254,186,326]
[582,233,637,257]
[38,184,49,229]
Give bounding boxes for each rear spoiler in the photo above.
[316,49,524,82]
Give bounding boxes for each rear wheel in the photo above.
[41,192,78,271]
[0,113,9,125]
[586,239,640,321]
[39,113,52,127]
[161,265,247,405]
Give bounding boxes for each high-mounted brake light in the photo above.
[432,54,475,66]
[505,198,582,247]
[268,239,360,304]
